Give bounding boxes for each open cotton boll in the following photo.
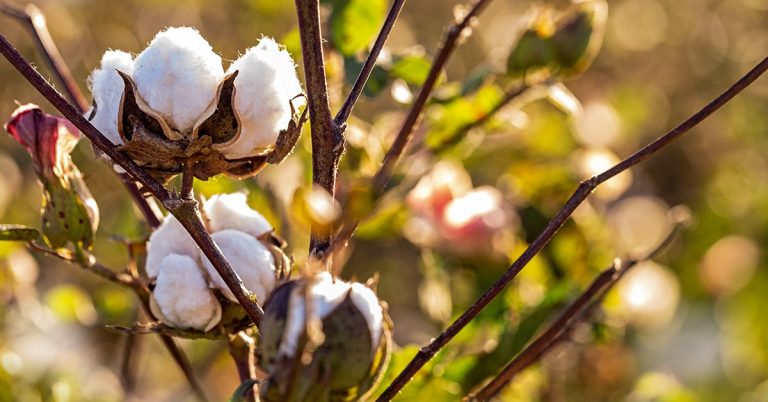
[218,38,303,159]
[145,214,199,279]
[280,273,384,357]
[87,50,135,145]
[201,230,276,303]
[153,254,222,331]
[203,193,272,238]
[132,27,224,133]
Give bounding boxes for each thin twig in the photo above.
[330,0,494,267]
[371,0,492,192]
[0,33,264,325]
[0,1,88,111]
[119,311,142,395]
[180,161,195,199]
[334,0,407,125]
[375,57,768,401]
[428,82,530,155]
[119,173,162,228]
[466,226,681,401]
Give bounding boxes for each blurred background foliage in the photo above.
[0,0,767,401]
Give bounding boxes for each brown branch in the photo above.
[375,56,768,401]
[334,0,407,125]
[294,0,346,262]
[0,1,88,111]
[228,332,258,402]
[466,226,681,401]
[0,32,264,325]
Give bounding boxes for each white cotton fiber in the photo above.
[145,214,199,279]
[349,282,384,353]
[201,229,276,304]
[153,254,222,331]
[218,38,303,159]
[87,50,135,145]
[279,273,384,357]
[132,27,224,133]
[203,193,273,238]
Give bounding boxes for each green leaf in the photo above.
[329,0,387,56]
[506,29,557,76]
[228,379,259,402]
[0,224,39,242]
[390,55,432,87]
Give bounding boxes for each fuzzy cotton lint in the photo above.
[145,193,277,331]
[86,27,303,160]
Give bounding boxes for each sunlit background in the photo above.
[0,0,767,401]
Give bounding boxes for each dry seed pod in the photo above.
[192,71,241,145]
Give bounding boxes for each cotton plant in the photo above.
[146,193,289,332]
[87,27,307,182]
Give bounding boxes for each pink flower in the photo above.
[5,104,80,180]
[4,104,98,250]
[405,161,510,256]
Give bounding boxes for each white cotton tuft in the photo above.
[87,50,135,145]
[145,214,198,279]
[349,282,384,352]
[203,193,273,239]
[132,27,224,133]
[218,37,303,159]
[280,273,384,357]
[201,230,276,303]
[152,254,222,331]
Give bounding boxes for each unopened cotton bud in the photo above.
[279,272,383,357]
[152,254,222,331]
[201,229,276,303]
[145,214,198,279]
[216,38,303,159]
[203,193,272,239]
[87,50,134,145]
[132,27,224,132]
[258,273,390,402]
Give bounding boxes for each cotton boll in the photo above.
[201,229,276,303]
[280,273,384,357]
[218,38,303,159]
[87,50,135,145]
[145,214,198,279]
[203,193,272,238]
[152,254,222,331]
[132,27,224,133]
